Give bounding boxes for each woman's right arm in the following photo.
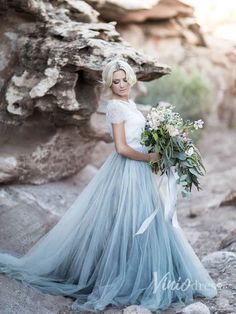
[112,122,159,162]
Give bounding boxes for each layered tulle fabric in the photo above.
[0,147,217,312]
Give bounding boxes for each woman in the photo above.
[0,59,217,312]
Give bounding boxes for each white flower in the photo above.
[194,119,204,129]
[185,147,194,156]
[159,115,165,122]
[166,124,179,137]
[147,111,164,130]
[152,119,161,128]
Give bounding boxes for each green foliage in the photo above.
[137,66,213,122]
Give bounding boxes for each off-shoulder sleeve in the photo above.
[106,102,126,124]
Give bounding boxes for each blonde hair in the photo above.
[101,59,137,88]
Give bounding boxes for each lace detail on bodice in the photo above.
[106,101,127,124]
[106,99,148,151]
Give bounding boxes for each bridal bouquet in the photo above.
[140,102,206,197]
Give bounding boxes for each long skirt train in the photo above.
[0,148,217,312]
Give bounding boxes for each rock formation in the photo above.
[86,0,206,46]
[0,0,170,184]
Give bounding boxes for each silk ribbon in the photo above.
[134,167,180,236]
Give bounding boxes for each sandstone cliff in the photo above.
[0,0,170,184]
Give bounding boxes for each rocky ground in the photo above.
[0,124,236,314]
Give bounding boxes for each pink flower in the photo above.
[182,132,188,142]
[166,125,179,137]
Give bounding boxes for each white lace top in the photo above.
[106,98,148,151]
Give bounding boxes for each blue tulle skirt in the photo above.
[0,147,217,312]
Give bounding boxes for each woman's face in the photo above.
[110,70,131,99]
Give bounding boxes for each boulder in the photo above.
[181,302,210,314]
[87,0,194,23]
[123,305,152,314]
[220,190,236,207]
[219,229,236,251]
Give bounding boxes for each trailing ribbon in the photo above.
[164,167,180,228]
[134,167,180,236]
[134,208,159,236]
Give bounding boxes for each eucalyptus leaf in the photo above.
[189,167,199,176]
[178,152,187,160]
[180,174,188,181]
